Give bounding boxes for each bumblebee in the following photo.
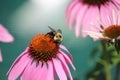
[46,26,63,44]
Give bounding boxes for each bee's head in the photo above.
[47,26,63,44]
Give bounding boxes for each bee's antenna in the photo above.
[48,26,55,31]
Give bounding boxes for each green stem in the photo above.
[104,61,111,80]
[101,41,111,80]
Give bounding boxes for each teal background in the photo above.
[0,0,100,80]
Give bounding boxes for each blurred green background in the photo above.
[0,0,100,80]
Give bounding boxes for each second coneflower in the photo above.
[7,27,75,80]
[84,10,120,53]
[66,0,120,37]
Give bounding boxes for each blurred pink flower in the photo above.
[66,0,120,37]
[0,24,14,62]
[84,10,120,42]
[7,34,75,80]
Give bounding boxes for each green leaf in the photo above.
[88,77,95,80]
[110,53,120,66]
[93,70,100,76]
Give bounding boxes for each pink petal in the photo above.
[68,3,82,30]
[52,58,67,80]
[37,63,47,80]
[110,9,120,25]
[8,54,31,80]
[114,0,120,4]
[103,2,119,25]
[68,53,73,61]
[83,31,111,41]
[0,24,14,43]
[60,45,73,61]
[60,51,76,70]
[75,5,88,37]
[31,62,42,80]
[45,61,55,80]
[113,0,120,8]
[117,36,120,40]
[100,5,113,27]
[111,10,117,24]
[107,2,119,15]
[20,59,36,80]
[83,31,103,40]
[60,45,70,53]
[0,49,3,62]
[82,6,100,37]
[66,0,78,22]
[7,47,30,75]
[58,53,73,80]
[118,11,120,24]
[32,63,47,80]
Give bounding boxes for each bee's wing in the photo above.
[57,29,62,33]
[48,26,62,33]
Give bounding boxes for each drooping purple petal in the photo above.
[75,5,88,37]
[52,58,67,80]
[7,47,30,75]
[113,0,120,8]
[104,4,119,25]
[107,2,119,15]
[0,49,2,62]
[36,63,47,80]
[20,59,36,80]
[0,24,14,43]
[67,52,73,61]
[31,62,42,80]
[117,11,120,24]
[45,61,55,80]
[60,45,73,61]
[60,51,76,70]
[100,5,112,27]
[111,10,118,25]
[117,36,120,40]
[32,63,47,80]
[66,0,78,22]
[8,54,31,80]
[82,6,100,37]
[58,53,73,80]
[60,45,70,53]
[68,3,82,30]
[83,31,111,41]
[83,31,104,40]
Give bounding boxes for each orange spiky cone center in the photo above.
[29,34,59,62]
[103,25,120,39]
